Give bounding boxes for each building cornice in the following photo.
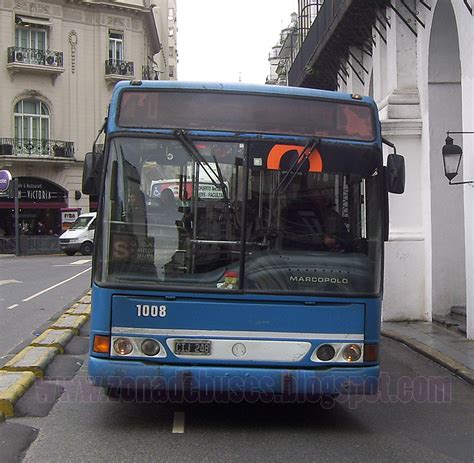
[381,119,423,137]
[64,0,149,14]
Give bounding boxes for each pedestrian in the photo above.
[36,220,47,235]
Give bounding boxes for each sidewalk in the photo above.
[382,321,474,385]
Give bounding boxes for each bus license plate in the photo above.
[174,340,212,356]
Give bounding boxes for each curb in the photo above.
[0,291,91,418]
[382,329,474,386]
[3,346,59,377]
[0,371,36,417]
[50,314,89,335]
[30,329,75,353]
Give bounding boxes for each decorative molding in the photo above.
[381,119,423,137]
[388,231,425,242]
[69,30,78,74]
[107,16,126,27]
[15,1,50,14]
[378,89,421,120]
[378,89,420,110]
[100,14,131,29]
[63,8,83,22]
[131,18,142,31]
[13,90,53,111]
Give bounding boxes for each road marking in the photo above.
[7,304,19,310]
[22,267,91,302]
[71,259,92,265]
[172,411,185,433]
[54,259,92,267]
[0,280,22,286]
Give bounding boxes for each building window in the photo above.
[168,8,175,21]
[169,65,175,78]
[15,25,47,50]
[14,100,50,142]
[109,31,124,62]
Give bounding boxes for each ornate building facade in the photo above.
[0,0,177,251]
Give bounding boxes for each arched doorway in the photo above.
[428,0,465,316]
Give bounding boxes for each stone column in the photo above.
[377,4,427,320]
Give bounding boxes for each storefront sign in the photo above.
[0,176,67,208]
[0,170,12,192]
[61,208,81,231]
[17,179,66,202]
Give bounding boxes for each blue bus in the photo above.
[83,81,405,401]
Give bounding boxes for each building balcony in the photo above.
[288,0,389,89]
[7,47,64,77]
[0,138,75,161]
[142,65,160,80]
[105,59,135,83]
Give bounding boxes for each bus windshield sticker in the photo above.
[266,144,323,172]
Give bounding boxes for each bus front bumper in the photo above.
[89,356,379,397]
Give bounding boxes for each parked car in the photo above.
[59,212,96,256]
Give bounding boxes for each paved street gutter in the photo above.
[382,329,474,386]
[0,292,91,417]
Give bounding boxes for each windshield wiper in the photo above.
[271,137,320,196]
[174,129,229,203]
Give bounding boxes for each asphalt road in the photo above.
[3,333,473,462]
[0,254,91,360]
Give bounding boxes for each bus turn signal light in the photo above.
[363,344,378,362]
[93,335,110,354]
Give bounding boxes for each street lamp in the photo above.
[441,131,474,185]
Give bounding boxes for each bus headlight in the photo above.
[113,338,133,355]
[140,339,161,356]
[316,344,336,361]
[342,344,362,362]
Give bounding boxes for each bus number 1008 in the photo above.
[136,304,167,318]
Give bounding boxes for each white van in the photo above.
[59,212,97,256]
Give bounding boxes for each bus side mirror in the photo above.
[82,152,103,196]
[387,153,405,194]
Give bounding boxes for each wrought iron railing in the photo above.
[288,0,345,87]
[7,47,64,67]
[105,59,134,77]
[0,236,61,255]
[0,138,74,158]
[142,65,159,80]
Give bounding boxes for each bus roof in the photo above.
[112,80,376,106]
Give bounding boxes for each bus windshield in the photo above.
[99,136,382,295]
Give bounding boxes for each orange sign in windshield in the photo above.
[267,144,323,172]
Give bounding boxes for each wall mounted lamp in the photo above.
[441,131,474,185]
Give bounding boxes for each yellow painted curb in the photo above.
[49,314,88,334]
[0,371,36,417]
[80,294,91,304]
[2,346,59,377]
[30,329,75,353]
[65,303,91,317]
